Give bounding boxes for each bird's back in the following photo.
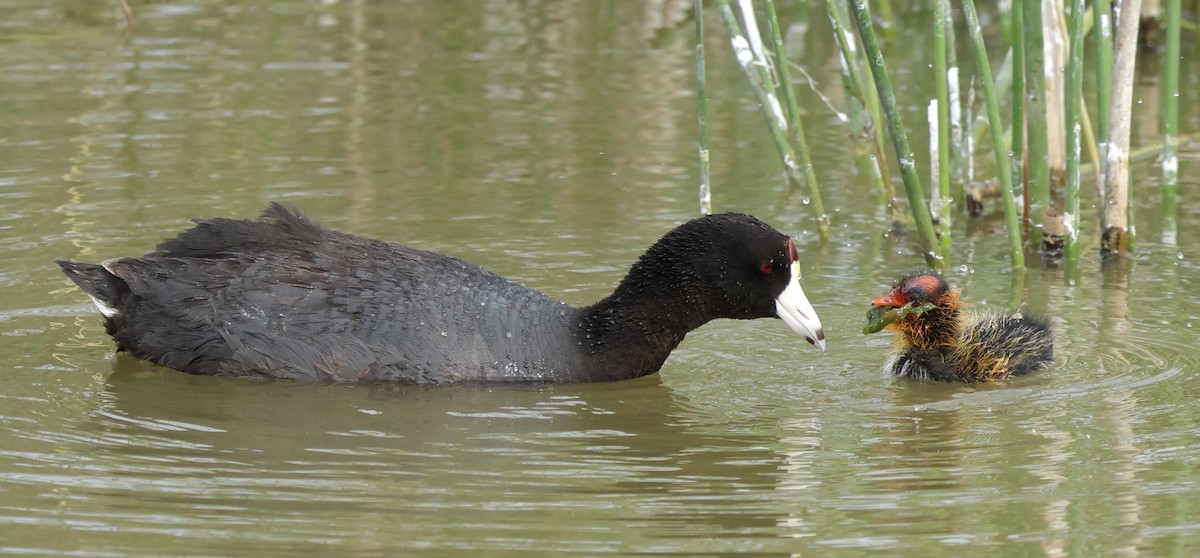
[955,312,1053,378]
[891,312,1052,382]
[67,205,585,383]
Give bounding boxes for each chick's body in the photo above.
[874,273,1053,382]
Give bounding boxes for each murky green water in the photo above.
[3,1,1199,555]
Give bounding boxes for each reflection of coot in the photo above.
[57,204,824,384]
[99,357,789,544]
[870,272,1053,382]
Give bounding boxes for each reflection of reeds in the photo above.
[963,0,1025,269]
[849,0,942,269]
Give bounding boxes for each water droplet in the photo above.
[505,332,513,339]
[440,331,448,337]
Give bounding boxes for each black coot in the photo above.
[57,204,825,383]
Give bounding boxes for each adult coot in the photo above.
[56,204,825,383]
[866,271,1053,382]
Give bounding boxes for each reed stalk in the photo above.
[1022,0,1050,239]
[696,0,712,216]
[1040,2,1068,255]
[849,0,942,268]
[932,0,952,259]
[945,6,967,206]
[1042,2,1068,182]
[966,137,1196,204]
[1102,0,1142,255]
[1063,0,1085,268]
[1094,0,1114,185]
[713,1,801,188]
[1010,0,1026,219]
[825,0,896,221]
[962,0,1025,269]
[762,0,828,237]
[1161,0,1181,244]
[116,0,135,26]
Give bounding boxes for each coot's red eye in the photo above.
[759,262,773,274]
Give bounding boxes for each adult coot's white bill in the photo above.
[57,204,825,383]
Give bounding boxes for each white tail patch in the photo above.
[92,259,125,317]
[86,294,119,318]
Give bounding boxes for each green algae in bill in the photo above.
[863,301,937,334]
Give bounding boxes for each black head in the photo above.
[620,213,825,348]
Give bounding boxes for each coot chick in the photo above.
[57,204,825,384]
[867,271,1052,382]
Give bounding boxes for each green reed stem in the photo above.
[849,0,942,269]
[696,0,712,216]
[933,0,952,260]
[1064,0,1085,268]
[763,0,828,238]
[962,0,1025,269]
[1162,0,1180,242]
[1021,0,1050,240]
[944,3,966,205]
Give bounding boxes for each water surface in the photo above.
[2,1,1200,555]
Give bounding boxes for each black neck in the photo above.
[575,276,712,381]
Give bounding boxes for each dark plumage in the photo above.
[870,271,1053,382]
[56,204,825,384]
